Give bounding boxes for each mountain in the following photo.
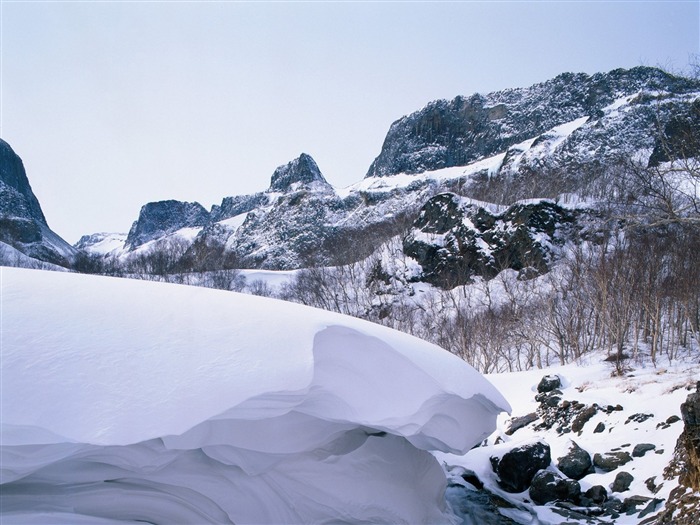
[0,138,76,267]
[76,66,700,276]
[366,66,700,179]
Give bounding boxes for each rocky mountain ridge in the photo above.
[4,66,699,276]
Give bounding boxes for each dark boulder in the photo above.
[571,405,598,433]
[537,375,562,393]
[584,485,608,505]
[632,443,656,457]
[593,451,633,472]
[528,469,581,505]
[491,441,551,493]
[505,413,539,435]
[557,441,593,480]
[611,471,634,493]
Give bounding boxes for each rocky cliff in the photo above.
[0,139,76,267]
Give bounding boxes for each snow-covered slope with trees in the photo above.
[75,67,700,273]
[0,267,509,524]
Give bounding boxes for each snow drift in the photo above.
[0,267,509,524]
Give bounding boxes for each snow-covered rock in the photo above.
[0,139,76,267]
[0,267,510,524]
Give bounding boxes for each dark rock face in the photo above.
[366,67,700,179]
[491,441,551,493]
[268,153,329,193]
[125,200,210,249]
[557,441,592,480]
[528,469,580,505]
[538,375,562,393]
[0,139,75,267]
[403,193,577,288]
[593,451,633,472]
[611,471,634,493]
[0,138,46,224]
[648,98,700,166]
[209,193,269,223]
[657,382,700,524]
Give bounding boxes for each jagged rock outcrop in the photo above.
[657,382,700,524]
[366,67,700,179]
[268,153,329,192]
[76,67,700,277]
[125,200,210,250]
[403,193,578,288]
[0,138,76,267]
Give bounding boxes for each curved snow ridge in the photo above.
[1,267,509,523]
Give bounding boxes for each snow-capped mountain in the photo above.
[366,66,700,178]
[75,66,700,275]
[0,139,76,267]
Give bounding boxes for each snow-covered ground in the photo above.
[1,267,509,524]
[438,355,698,524]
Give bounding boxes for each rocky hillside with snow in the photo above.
[0,139,76,268]
[72,66,700,276]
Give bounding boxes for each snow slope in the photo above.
[437,357,697,524]
[0,267,510,524]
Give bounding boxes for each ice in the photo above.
[1,267,509,524]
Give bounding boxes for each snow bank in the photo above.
[1,267,509,524]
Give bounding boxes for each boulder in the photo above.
[632,443,656,457]
[584,485,608,505]
[572,405,597,433]
[611,471,634,493]
[505,412,538,435]
[557,441,592,480]
[537,375,562,393]
[529,469,581,505]
[491,441,551,493]
[593,451,633,472]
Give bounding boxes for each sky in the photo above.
[1,1,699,243]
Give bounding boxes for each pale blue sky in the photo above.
[2,1,699,243]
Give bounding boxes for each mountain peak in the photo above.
[269,153,328,192]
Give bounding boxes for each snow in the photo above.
[217,212,248,230]
[1,267,509,524]
[435,356,697,524]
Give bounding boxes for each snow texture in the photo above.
[0,267,509,524]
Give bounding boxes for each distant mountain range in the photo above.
[2,66,699,280]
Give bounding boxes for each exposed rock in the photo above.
[584,485,608,505]
[632,443,656,457]
[657,382,700,524]
[625,413,654,425]
[505,413,538,435]
[403,194,577,288]
[528,469,581,505]
[366,67,700,179]
[125,200,210,250]
[593,451,633,472]
[611,471,634,493]
[268,153,330,193]
[557,441,593,480]
[571,405,598,433]
[491,441,551,493]
[594,422,606,433]
[0,138,76,267]
[538,375,562,393]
